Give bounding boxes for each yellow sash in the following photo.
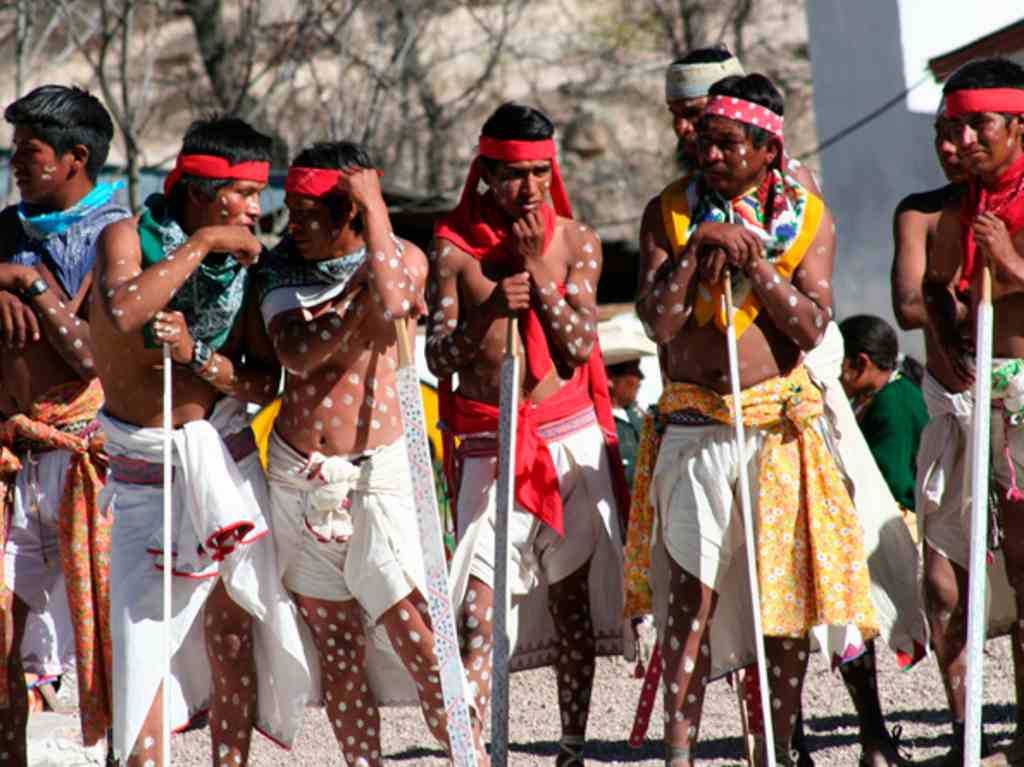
[659,177,825,338]
[622,366,878,640]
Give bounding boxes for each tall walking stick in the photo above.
[161,343,173,767]
[393,321,479,767]
[965,265,994,763]
[724,277,776,767]
[491,321,520,767]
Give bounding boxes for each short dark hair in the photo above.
[291,140,374,231]
[168,115,273,214]
[4,84,114,181]
[479,103,555,176]
[704,74,784,149]
[839,314,898,371]
[944,56,1024,94]
[671,46,735,67]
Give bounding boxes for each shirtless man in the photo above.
[631,73,878,767]
[427,103,628,766]
[922,56,1024,764]
[0,84,126,765]
[92,117,307,766]
[258,141,455,766]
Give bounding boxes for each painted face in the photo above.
[696,115,777,199]
[667,96,708,164]
[933,116,966,183]
[944,110,1023,179]
[285,192,346,260]
[10,125,77,207]
[485,160,552,219]
[196,178,265,230]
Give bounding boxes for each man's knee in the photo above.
[924,548,962,617]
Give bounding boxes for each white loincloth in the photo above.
[4,448,75,676]
[101,398,314,761]
[266,428,431,708]
[804,322,929,662]
[448,408,625,671]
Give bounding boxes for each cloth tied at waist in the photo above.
[267,430,411,544]
[623,365,879,640]
[451,373,599,537]
[0,378,111,746]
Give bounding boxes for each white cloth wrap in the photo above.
[448,413,625,672]
[664,57,745,101]
[917,370,1016,638]
[4,448,74,676]
[266,429,433,708]
[260,281,349,327]
[102,398,314,761]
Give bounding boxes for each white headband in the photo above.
[665,57,745,101]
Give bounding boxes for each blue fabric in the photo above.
[17,181,124,238]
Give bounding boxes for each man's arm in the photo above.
[94,218,261,334]
[523,220,601,367]
[635,197,700,344]
[741,206,836,351]
[923,206,972,381]
[891,200,930,330]
[423,239,528,379]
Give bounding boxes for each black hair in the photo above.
[168,115,273,215]
[839,314,899,371]
[944,56,1024,94]
[704,74,784,149]
[4,85,114,181]
[290,140,374,232]
[479,102,555,176]
[671,46,735,67]
[899,354,925,387]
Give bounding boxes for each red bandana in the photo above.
[284,166,343,198]
[946,88,1024,118]
[959,152,1024,292]
[705,95,784,143]
[434,136,630,534]
[163,154,269,196]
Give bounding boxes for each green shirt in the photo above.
[614,404,646,490]
[857,375,929,510]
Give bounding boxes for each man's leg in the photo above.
[548,559,596,767]
[763,634,811,764]
[0,594,30,766]
[378,591,452,753]
[924,543,969,723]
[205,580,256,767]
[999,494,1024,758]
[459,576,496,761]
[837,642,906,765]
[295,594,383,767]
[661,558,718,767]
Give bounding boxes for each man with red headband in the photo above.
[923,56,1024,763]
[256,141,461,765]
[626,73,879,766]
[91,116,310,766]
[426,102,628,766]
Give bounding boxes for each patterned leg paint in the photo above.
[459,577,494,764]
[379,592,452,753]
[549,561,596,766]
[763,634,810,758]
[296,595,382,767]
[126,683,165,767]
[0,596,30,766]
[205,581,257,767]
[661,560,718,767]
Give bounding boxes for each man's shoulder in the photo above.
[555,216,600,249]
[895,184,963,219]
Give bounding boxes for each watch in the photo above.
[188,339,213,373]
[23,278,48,298]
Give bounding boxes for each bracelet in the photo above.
[22,278,49,298]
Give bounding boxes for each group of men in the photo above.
[0,43,1023,767]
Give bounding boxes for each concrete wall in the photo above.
[806,0,947,356]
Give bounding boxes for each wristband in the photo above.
[23,278,49,298]
[188,338,213,373]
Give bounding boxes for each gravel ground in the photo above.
[155,637,1020,766]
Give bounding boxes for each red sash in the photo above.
[959,152,1024,292]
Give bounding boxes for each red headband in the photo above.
[704,96,784,140]
[163,154,270,196]
[474,136,572,218]
[945,88,1024,118]
[285,166,342,198]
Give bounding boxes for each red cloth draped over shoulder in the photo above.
[434,135,630,535]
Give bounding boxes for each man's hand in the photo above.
[974,213,1022,285]
[335,165,385,213]
[511,210,547,267]
[152,310,195,364]
[487,272,531,317]
[198,226,263,268]
[692,223,764,283]
[0,290,40,348]
[0,264,40,293]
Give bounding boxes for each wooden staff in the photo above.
[161,343,173,767]
[723,276,776,767]
[491,320,520,767]
[393,321,479,767]
[965,264,994,763]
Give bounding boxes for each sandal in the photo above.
[557,734,585,766]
